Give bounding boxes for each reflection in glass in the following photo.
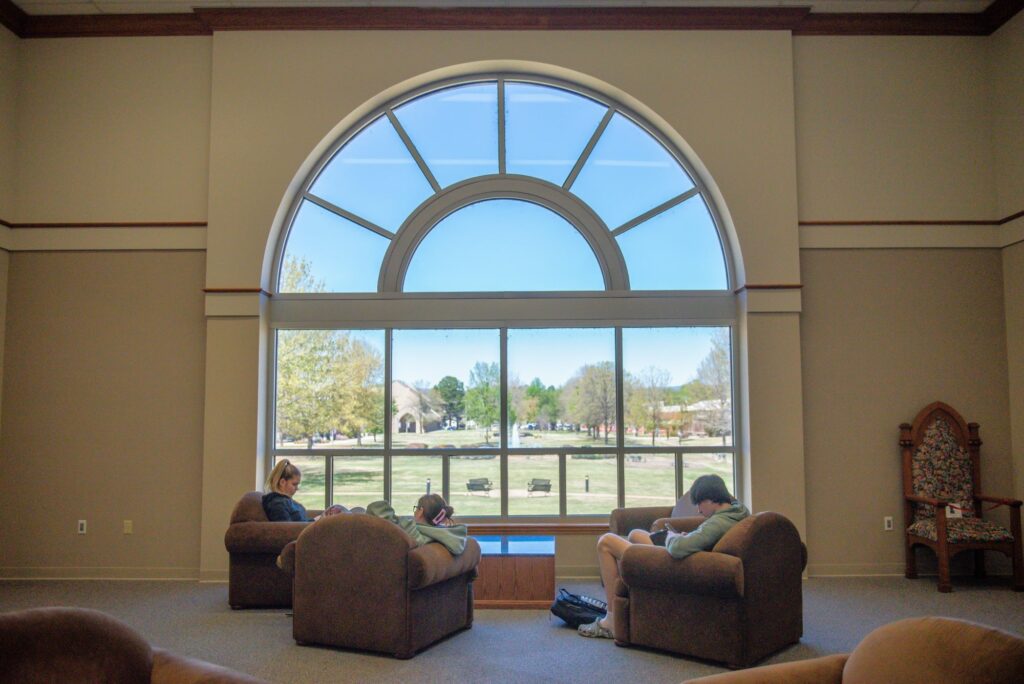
[508,328,616,448]
[508,454,559,515]
[404,200,603,292]
[683,453,735,500]
[618,196,728,290]
[391,456,443,515]
[394,82,498,188]
[505,82,607,186]
[332,457,384,509]
[276,330,386,449]
[276,455,326,511]
[570,113,694,230]
[449,455,501,517]
[280,201,388,293]
[622,328,732,447]
[566,455,616,515]
[624,454,676,508]
[311,115,433,232]
[391,329,500,448]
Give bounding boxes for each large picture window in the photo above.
[269,72,738,519]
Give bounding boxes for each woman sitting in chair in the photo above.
[364,494,469,556]
[262,459,350,522]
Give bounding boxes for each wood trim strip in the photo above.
[734,284,803,293]
[999,209,1024,225]
[0,217,13,228]
[11,4,1022,39]
[800,219,998,226]
[7,221,207,229]
[203,288,271,296]
[466,522,607,536]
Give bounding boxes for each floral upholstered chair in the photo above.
[899,402,1022,592]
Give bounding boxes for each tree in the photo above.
[465,361,500,444]
[696,329,732,442]
[526,378,561,429]
[563,361,616,444]
[435,375,465,428]
[626,365,671,445]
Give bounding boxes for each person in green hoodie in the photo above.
[578,474,749,639]
[365,493,469,556]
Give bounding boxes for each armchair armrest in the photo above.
[975,494,1023,507]
[619,545,743,598]
[609,506,673,535]
[224,521,309,554]
[683,654,848,683]
[152,648,268,684]
[905,494,947,507]
[407,538,481,590]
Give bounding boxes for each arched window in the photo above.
[269,73,738,520]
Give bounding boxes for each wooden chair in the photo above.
[899,402,1023,592]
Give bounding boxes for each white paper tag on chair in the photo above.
[945,504,964,519]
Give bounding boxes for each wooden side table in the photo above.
[473,536,555,609]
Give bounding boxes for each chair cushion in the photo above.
[911,417,975,520]
[907,516,1013,543]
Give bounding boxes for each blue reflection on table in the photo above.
[474,535,555,557]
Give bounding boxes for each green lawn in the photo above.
[287,451,733,517]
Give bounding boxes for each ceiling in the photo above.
[8,0,998,18]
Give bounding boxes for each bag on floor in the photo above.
[550,587,607,628]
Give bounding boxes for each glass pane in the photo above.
[449,454,501,517]
[509,328,616,448]
[276,455,326,511]
[394,82,498,188]
[617,195,728,290]
[332,456,384,510]
[508,454,559,515]
[276,330,386,449]
[623,327,732,447]
[280,201,388,293]
[391,456,443,514]
[404,199,604,292]
[505,82,607,186]
[624,454,676,508]
[570,113,694,230]
[392,329,500,448]
[310,115,433,232]
[683,453,735,500]
[566,454,617,515]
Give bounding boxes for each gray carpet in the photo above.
[1,577,1022,683]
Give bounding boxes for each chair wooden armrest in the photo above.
[682,654,848,683]
[905,494,947,507]
[976,494,1023,507]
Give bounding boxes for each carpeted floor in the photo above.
[1,576,1022,683]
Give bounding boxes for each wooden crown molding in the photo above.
[2,2,1021,39]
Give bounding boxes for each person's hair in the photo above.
[417,493,455,527]
[689,474,733,505]
[266,459,301,495]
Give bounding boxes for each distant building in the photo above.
[391,380,443,434]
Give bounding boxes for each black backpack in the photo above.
[550,588,607,628]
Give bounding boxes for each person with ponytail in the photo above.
[365,493,468,556]
[262,459,346,522]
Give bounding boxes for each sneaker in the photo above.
[577,618,613,639]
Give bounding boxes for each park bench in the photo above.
[466,477,493,495]
[527,478,551,496]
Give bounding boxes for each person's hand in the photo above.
[324,504,344,517]
[665,529,683,544]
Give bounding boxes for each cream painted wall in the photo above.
[0,26,17,218]
[990,12,1024,218]
[0,252,207,577]
[800,249,1012,575]
[0,249,7,430]
[1005,243,1024,504]
[793,36,995,221]
[15,37,212,223]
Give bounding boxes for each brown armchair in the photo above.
[0,606,267,683]
[286,513,481,658]
[899,402,1023,592]
[608,494,699,537]
[612,511,805,668]
[683,616,1024,684]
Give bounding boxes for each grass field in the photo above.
[286,447,733,517]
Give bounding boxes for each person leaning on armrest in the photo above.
[261,459,353,522]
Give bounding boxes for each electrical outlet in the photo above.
[884,516,894,531]
[77,520,87,534]
[123,520,133,535]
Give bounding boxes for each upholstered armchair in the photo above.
[0,606,268,683]
[899,402,1023,592]
[284,513,481,658]
[609,494,699,536]
[682,617,1024,684]
[612,511,806,668]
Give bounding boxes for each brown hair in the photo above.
[266,459,301,495]
[417,493,455,527]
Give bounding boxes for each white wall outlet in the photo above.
[123,520,133,535]
[77,520,87,534]
[883,516,894,531]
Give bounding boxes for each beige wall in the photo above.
[0,26,17,219]
[800,249,1011,575]
[1005,243,1024,504]
[15,37,211,223]
[0,252,207,577]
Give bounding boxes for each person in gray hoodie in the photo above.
[578,474,750,639]
[365,493,468,556]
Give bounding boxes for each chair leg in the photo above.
[1013,537,1023,592]
[974,550,986,578]
[904,538,918,579]
[937,551,952,593]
